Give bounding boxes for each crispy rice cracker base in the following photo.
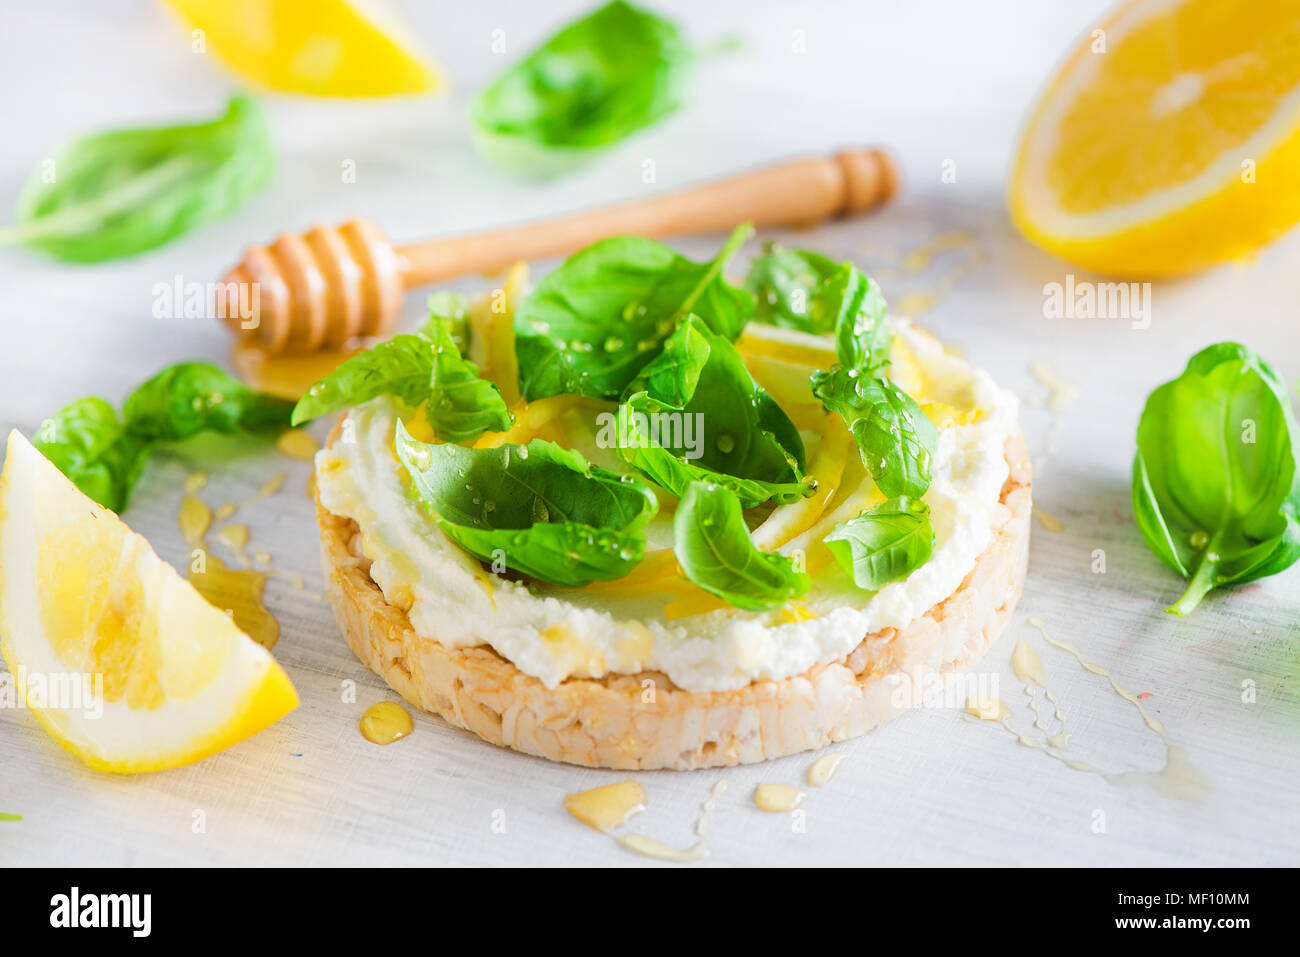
[314,428,1031,769]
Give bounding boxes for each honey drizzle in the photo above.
[187,554,280,650]
[360,701,413,745]
[969,618,1208,799]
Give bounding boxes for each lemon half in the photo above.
[1009,0,1300,276]
[0,430,298,772]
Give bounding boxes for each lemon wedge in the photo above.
[0,430,298,772]
[162,0,441,97]
[1009,0,1300,276]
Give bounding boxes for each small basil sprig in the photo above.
[829,267,892,374]
[744,243,839,331]
[292,296,514,442]
[515,223,754,401]
[396,423,658,587]
[33,398,150,514]
[616,316,812,507]
[34,362,293,512]
[124,362,295,442]
[1134,342,1300,617]
[673,481,810,610]
[824,497,934,590]
[0,95,274,262]
[811,370,937,499]
[470,1,692,177]
[808,267,934,499]
[745,245,892,368]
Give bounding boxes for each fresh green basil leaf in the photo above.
[828,265,891,373]
[824,497,934,590]
[470,1,691,177]
[1,95,274,262]
[745,245,891,368]
[811,368,937,499]
[673,481,810,610]
[123,362,293,442]
[515,223,754,401]
[292,336,434,427]
[292,306,513,441]
[396,422,658,587]
[1133,342,1300,617]
[420,306,515,442]
[616,317,811,507]
[33,397,150,512]
[421,292,472,354]
[744,243,839,331]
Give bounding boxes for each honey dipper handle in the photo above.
[398,148,897,285]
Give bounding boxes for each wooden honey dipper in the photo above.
[220,147,898,354]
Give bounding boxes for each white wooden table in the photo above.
[2,0,1297,867]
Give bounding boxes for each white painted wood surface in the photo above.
[1,0,1297,866]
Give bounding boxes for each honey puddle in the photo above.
[230,340,365,402]
[754,782,805,812]
[187,555,280,650]
[566,778,718,862]
[179,495,212,545]
[276,429,319,462]
[807,752,846,787]
[360,701,413,745]
[969,618,1208,799]
[565,781,646,832]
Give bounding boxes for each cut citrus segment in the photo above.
[0,430,298,773]
[161,0,441,97]
[1009,0,1300,276]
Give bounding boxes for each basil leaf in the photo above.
[1,95,274,262]
[470,1,691,177]
[292,306,513,442]
[744,243,839,331]
[292,336,435,426]
[673,481,810,610]
[745,245,891,368]
[824,497,934,590]
[0,813,21,822]
[35,362,286,511]
[828,265,891,373]
[515,223,754,401]
[123,362,293,442]
[396,422,658,587]
[34,397,149,512]
[811,368,937,499]
[420,307,516,443]
[617,317,811,507]
[1133,342,1300,617]
[422,292,472,354]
